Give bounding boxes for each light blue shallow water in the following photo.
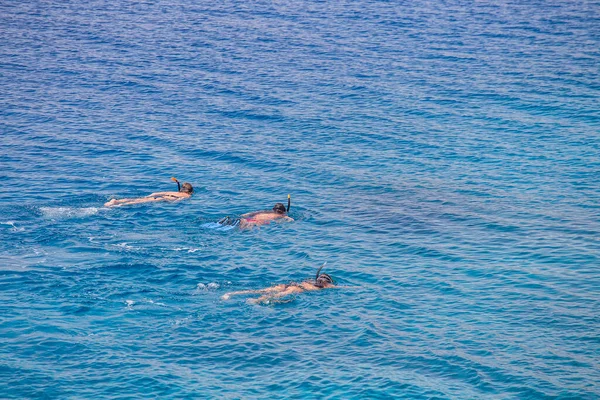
[1,0,599,398]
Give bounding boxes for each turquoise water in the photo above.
[1,0,599,398]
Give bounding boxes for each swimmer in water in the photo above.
[218,195,294,228]
[104,177,193,207]
[221,264,335,304]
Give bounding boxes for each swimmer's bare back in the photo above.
[239,211,294,228]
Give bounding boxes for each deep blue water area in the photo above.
[1,0,599,398]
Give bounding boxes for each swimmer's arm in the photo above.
[278,216,294,222]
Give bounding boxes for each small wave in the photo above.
[110,242,141,251]
[201,222,237,231]
[173,316,191,326]
[1,221,25,232]
[198,282,220,290]
[146,299,167,307]
[172,247,203,253]
[194,282,224,294]
[40,206,100,219]
[125,299,168,310]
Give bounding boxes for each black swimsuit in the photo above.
[283,282,303,290]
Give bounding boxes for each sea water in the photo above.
[1,0,599,398]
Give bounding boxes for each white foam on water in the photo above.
[172,247,202,253]
[201,222,236,231]
[110,242,141,251]
[40,206,100,219]
[146,299,167,307]
[1,221,25,232]
[173,317,191,326]
[195,282,221,294]
[125,300,135,309]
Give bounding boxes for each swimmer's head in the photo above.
[273,203,286,214]
[315,273,334,288]
[181,183,193,194]
[314,263,333,288]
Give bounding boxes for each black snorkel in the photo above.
[315,262,327,283]
[315,262,334,287]
[171,177,181,192]
[287,194,291,213]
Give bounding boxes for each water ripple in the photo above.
[2,0,599,398]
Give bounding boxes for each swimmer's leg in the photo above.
[105,197,166,207]
[222,285,286,300]
[248,293,289,305]
[221,289,267,300]
[131,197,169,205]
[247,288,300,304]
[247,295,270,304]
[104,198,137,207]
[104,199,119,207]
[238,219,253,229]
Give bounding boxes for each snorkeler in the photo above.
[221,264,335,304]
[218,195,294,228]
[104,177,193,207]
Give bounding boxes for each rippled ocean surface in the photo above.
[1,0,599,398]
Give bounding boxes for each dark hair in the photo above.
[315,273,334,288]
[272,203,286,214]
[181,182,193,194]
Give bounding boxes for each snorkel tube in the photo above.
[287,194,291,213]
[315,262,334,287]
[171,177,181,192]
[315,262,327,282]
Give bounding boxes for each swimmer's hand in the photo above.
[221,294,230,300]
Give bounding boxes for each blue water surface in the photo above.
[1,0,599,398]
